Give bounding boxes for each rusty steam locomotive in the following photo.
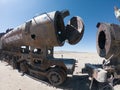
[0,10,84,86]
[82,7,120,90]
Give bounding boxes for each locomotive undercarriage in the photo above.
[0,48,75,86]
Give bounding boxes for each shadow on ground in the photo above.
[59,75,90,90]
[26,74,90,90]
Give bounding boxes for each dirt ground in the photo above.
[0,52,120,90]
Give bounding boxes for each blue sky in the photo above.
[0,0,119,52]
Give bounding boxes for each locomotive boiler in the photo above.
[0,10,84,86]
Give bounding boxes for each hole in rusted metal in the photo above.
[31,34,36,40]
[98,31,106,49]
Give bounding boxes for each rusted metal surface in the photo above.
[96,22,120,78]
[82,22,120,90]
[82,63,107,82]
[66,16,84,45]
[97,23,120,59]
[0,10,84,86]
[1,10,84,49]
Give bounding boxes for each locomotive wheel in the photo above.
[20,61,28,73]
[59,69,67,81]
[47,68,66,86]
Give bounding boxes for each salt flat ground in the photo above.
[0,52,120,90]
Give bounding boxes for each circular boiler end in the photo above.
[54,11,67,46]
[96,23,112,59]
[66,16,84,45]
